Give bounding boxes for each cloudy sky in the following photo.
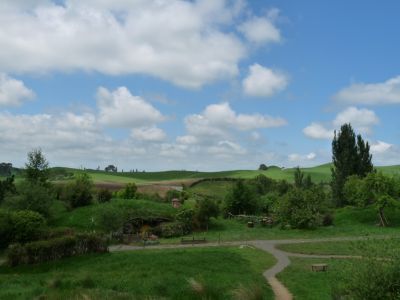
[0,0,399,170]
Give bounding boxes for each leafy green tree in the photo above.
[274,185,328,229]
[194,198,219,230]
[224,180,258,215]
[331,123,373,207]
[63,173,94,208]
[97,188,113,203]
[258,164,268,171]
[0,175,16,203]
[11,210,46,243]
[118,183,137,199]
[253,174,274,195]
[294,167,304,188]
[25,149,50,185]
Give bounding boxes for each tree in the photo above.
[105,165,117,172]
[224,180,258,215]
[118,183,137,199]
[25,149,50,185]
[294,167,304,188]
[0,175,16,203]
[194,198,219,230]
[63,173,94,208]
[258,164,268,171]
[331,123,373,207]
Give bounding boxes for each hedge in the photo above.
[7,233,108,266]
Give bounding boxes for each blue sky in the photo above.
[0,0,399,170]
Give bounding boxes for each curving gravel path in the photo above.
[108,235,392,300]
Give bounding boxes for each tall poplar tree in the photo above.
[331,123,373,207]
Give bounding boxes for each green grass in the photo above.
[277,237,400,256]
[189,180,236,201]
[278,258,347,300]
[0,246,275,300]
[51,199,176,230]
[161,206,400,244]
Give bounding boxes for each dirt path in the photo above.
[109,236,391,300]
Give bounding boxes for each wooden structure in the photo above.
[311,263,328,272]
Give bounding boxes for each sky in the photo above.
[0,0,399,171]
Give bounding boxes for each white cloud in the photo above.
[304,107,379,139]
[333,107,379,134]
[0,73,35,107]
[303,122,334,140]
[334,76,400,105]
[97,87,165,128]
[131,126,166,142]
[207,140,246,156]
[288,152,316,162]
[370,140,392,154]
[243,64,288,97]
[238,11,281,45]
[184,102,287,142]
[0,0,254,88]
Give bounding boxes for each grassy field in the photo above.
[0,246,275,300]
[189,180,236,201]
[278,257,347,300]
[50,199,175,230]
[277,237,400,256]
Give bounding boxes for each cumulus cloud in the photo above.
[131,126,166,142]
[370,140,392,154]
[184,102,287,142]
[242,64,288,97]
[0,73,35,107]
[0,0,258,88]
[333,107,379,134]
[97,87,165,128]
[303,122,334,140]
[334,76,400,105]
[304,107,379,139]
[238,9,281,45]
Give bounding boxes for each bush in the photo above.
[159,222,184,238]
[193,198,219,230]
[224,181,258,215]
[98,206,126,233]
[63,173,94,208]
[176,208,195,234]
[118,183,137,199]
[7,181,53,217]
[274,186,328,229]
[0,209,13,249]
[97,188,112,203]
[11,210,46,243]
[7,233,108,266]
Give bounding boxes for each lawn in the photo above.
[277,237,400,256]
[0,246,275,300]
[189,180,236,201]
[278,257,348,300]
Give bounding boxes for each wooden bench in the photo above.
[181,237,207,244]
[311,263,328,272]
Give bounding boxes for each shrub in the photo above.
[7,181,53,217]
[274,186,328,229]
[224,181,258,215]
[118,183,137,199]
[97,188,112,203]
[193,198,219,230]
[11,210,46,243]
[7,233,108,266]
[159,222,184,238]
[0,209,13,249]
[63,173,94,208]
[176,208,195,234]
[98,206,126,233]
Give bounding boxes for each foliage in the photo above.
[7,181,54,217]
[274,186,328,229]
[294,167,304,188]
[97,205,126,233]
[331,123,373,207]
[193,197,219,230]
[11,210,46,244]
[334,239,400,299]
[224,180,258,215]
[344,173,400,226]
[176,208,195,233]
[7,233,108,266]
[24,148,50,185]
[118,182,137,199]
[252,174,275,195]
[0,175,16,203]
[165,189,181,202]
[0,209,13,249]
[63,173,94,208]
[159,222,185,238]
[258,164,268,171]
[97,188,112,203]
